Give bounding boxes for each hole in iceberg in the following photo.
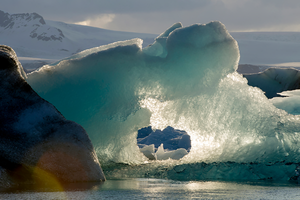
[137,126,191,161]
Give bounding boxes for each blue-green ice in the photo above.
[27,21,300,182]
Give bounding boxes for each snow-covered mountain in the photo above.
[0,10,64,42]
[0,10,156,70]
[0,10,72,58]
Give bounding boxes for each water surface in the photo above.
[1,178,300,199]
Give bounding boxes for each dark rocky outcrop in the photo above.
[0,45,105,188]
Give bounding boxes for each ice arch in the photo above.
[27,21,300,174]
[27,21,238,165]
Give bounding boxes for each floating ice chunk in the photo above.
[137,126,190,160]
[137,126,191,152]
[169,148,189,160]
[139,143,189,161]
[140,144,156,160]
[244,67,300,98]
[270,89,300,115]
[155,143,188,160]
[278,90,300,97]
[156,143,168,160]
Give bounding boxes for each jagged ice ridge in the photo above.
[26,21,300,182]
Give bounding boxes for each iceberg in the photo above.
[244,67,300,98]
[26,21,300,182]
[271,90,300,115]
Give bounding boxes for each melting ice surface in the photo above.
[27,21,300,181]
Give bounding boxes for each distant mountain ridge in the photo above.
[0,10,64,42]
[0,10,46,27]
[0,10,156,68]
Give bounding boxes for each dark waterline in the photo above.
[1,178,300,200]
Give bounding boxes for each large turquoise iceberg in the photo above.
[27,21,300,182]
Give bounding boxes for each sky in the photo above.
[2,0,300,34]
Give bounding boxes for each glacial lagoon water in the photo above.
[1,178,300,200]
[18,21,300,198]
